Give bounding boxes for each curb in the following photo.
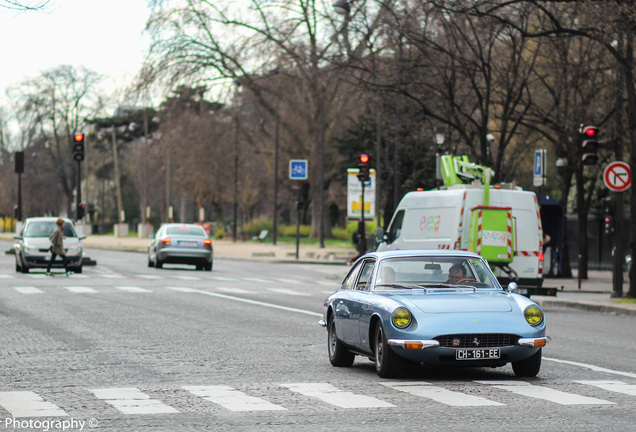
[535,298,636,317]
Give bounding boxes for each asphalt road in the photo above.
[1,242,636,431]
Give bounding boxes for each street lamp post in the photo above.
[233,78,242,243]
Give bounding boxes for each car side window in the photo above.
[386,210,404,244]
[356,260,376,291]
[342,261,364,290]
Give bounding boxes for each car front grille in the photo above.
[434,334,520,348]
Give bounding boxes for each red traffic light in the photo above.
[582,126,598,137]
[74,133,84,142]
[359,154,369,164]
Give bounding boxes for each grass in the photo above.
[614,298,636,304]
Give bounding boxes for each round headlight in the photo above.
[392,308,412,328]
[524,306,543,326]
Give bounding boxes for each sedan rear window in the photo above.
[166,226,206,237]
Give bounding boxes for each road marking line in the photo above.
[281,383,394,408]
[115,286,152,293]
[382,382,503,406]
[267,288,310,296]
[475,381,614,405]
[545,357,636,379]
[217,287,253,294]
[184,288,322,317]
[174,276,201,281]
[242,277,270,283]
[576,380,636,396]
[0,391,68,417]
[167,286,200,293]
[0,274,14,278]
[208,276,235,281]
[64,286,98,293]
[136,274,162,280]
[89,387,179,415]
[69,274,89,278]
[14,287,43,294]
[183,386,286,412]
[99,274,125,279]
[317,281,336,286]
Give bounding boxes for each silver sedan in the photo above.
[148,223,213,271]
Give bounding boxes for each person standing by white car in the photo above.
[46,218,71,277]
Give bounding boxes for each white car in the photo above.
[14,217,84,274]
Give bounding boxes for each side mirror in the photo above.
[376,227,386,243]
[507,282,518,293]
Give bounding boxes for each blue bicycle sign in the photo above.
[289,160,308,180]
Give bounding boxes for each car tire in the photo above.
[72,265,83,274]
[374,322,402,378]
[512,348,542,377]
[15,258,21,272]
[155,258,163,269]
[148,257,154,268]
[205,262,213,271]
[20,255,29,274]
[328,315,355,367]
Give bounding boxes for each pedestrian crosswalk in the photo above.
[0,380,633,418]
[0,271,337,287]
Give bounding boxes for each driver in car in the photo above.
[447,263,467,283]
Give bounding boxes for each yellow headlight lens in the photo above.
[392,308,412,328]
[524,306,543,326]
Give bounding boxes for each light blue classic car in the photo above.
[320,250,549,378]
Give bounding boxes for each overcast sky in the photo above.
[0,0,151,103]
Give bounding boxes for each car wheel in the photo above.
[21,264,29,274]
[15,257,21,272]
[328,315,354,367]
[73,265,83,274]
[205,262,213,271]
[374,322,402,378]
[147,257,154,268]
[155,258,163,269]
[512,348,542,377]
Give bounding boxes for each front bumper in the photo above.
[22,254,82,268]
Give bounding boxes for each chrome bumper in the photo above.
[387,339,440,349]
[517,336,551,347]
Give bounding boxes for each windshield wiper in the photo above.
[375,283,418,290]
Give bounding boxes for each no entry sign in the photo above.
[604,161,631,192]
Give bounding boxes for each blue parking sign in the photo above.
[289,159,308,180]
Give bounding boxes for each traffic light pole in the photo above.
[358,180,366,256]
[76,159,82,221]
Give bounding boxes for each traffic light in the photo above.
[357,154,370,182]
[580,125,599,165]
[604,216,613,236]
[73,132,85,161]
[77,202,86,220]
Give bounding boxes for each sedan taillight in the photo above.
[161,238,171,246]
[204,239,212,248]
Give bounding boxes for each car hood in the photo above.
[395,290,513,314]
[22,237,82,248]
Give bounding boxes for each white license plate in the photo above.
[178,241,197,247]
[455,348,501,360]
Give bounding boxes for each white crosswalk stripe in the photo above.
[476,380,615,405]
[217,287,253,294]
[0,274,14,279]
[576,380,636,396]
[382,382,503,406]
[208,276,236,281]
[183,386,286,412]
[14,286,43,294]
[0,391,68,417]
[267,288,310,296]
[174,275,201,281]
[136,274,162,280]
[115,286,152,293]
[98,274,126,279]
[64,286,98,294]
[242,277,270,283]
[89,388,179,415]
[275,278,302,284]
[281,383,394,408]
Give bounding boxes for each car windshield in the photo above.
[24,221,76,238]
[165,226,206,237]
[374,256,500,290]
